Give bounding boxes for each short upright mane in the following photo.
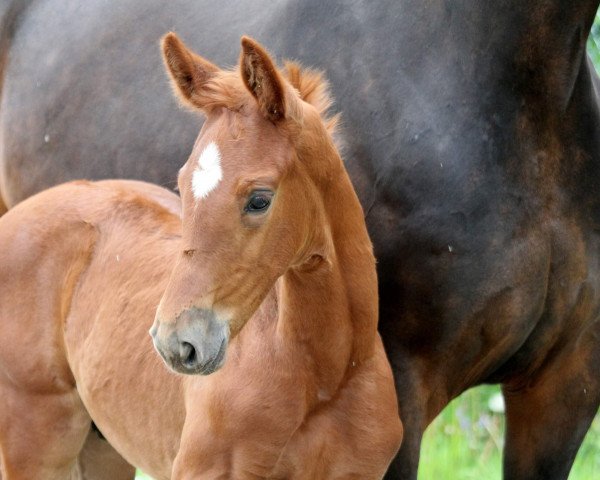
[283,61,339,136]
[186,61,339,136]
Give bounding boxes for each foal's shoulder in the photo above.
[94,179,181,219]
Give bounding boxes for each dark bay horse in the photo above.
[0,36,402,478]
[1,1,600,478]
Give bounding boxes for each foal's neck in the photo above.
[276,163,379,397]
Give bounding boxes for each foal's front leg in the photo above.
[170,411,231,480]
[170,383,285,480]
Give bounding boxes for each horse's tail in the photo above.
[0,0,31,216]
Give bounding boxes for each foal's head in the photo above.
[151,34,344,375]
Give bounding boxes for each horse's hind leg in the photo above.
[76,430,135,480]
[501,334,600,480]
[0,383,91,479]
[0,152,9,216]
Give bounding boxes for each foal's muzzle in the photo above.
[150,307,229,375]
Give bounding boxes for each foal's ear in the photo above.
[240,37,287,122]
[162,32,219,108]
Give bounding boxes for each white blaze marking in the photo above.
[192,142,223,199]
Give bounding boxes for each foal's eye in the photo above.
[244,191,273,213]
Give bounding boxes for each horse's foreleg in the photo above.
[502,334,600,480]
[382,358,430,480]
[0,384,91,479]
[382,410,423,480]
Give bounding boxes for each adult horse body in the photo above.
[1,1,600,479]
[0,38,402,478]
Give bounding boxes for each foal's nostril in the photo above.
[180,341,197,368]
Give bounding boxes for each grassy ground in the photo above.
[419,386,600,479]
[134,385,600,479]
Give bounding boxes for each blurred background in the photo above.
[135,10,600,480]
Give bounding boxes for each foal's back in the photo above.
[0,180,183,479]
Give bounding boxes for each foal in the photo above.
[0,36,402,479]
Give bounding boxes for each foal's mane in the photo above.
[283,61,339,137]
[189,61,339,137]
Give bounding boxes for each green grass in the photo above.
[588,11,600,70]
[419,386,600,479]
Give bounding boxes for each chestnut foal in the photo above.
[0,36,402,479]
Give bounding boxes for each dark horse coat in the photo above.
[1,1,600,479]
